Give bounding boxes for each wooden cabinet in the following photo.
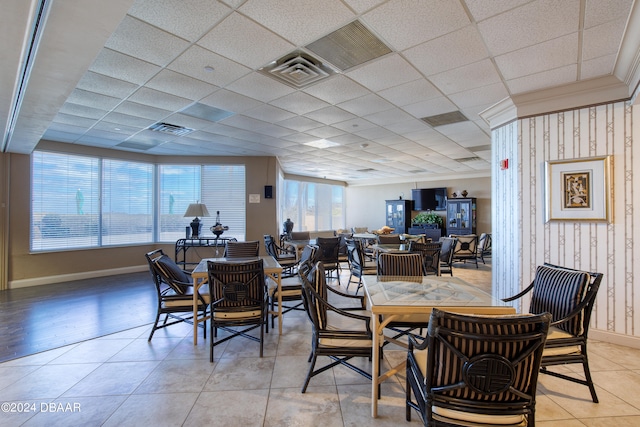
[446,198,476,235]
[386,199,412,234]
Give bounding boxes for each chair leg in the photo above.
[301,353,318,393]
[147,310,162,342]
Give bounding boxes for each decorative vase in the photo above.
[461,190,468,197]
[283,218,294,238]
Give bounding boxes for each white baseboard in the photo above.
[590,329,640,349]
[8,265,148,289]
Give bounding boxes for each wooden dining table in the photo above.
[362,274,516,418]
[190,255,284,345]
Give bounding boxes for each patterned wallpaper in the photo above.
[492,100,639,343]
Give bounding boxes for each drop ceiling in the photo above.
[2,0,638,185]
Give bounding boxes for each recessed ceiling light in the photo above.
[304,139,340,149]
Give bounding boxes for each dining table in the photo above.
[284,239,316,259]
[190,255,284,345]
[362,274,516,418]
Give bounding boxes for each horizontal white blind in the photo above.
[158,165,201,241]
[31,151,100,251]
[202,165,246,241]
[281,179,345,232]
[102,159,153,245]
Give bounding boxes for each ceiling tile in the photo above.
[303,75,369,104]
[241,104,296,123]
[429,59,502,95]
[402,97,458,119]
[226,73,296,102]
[506,64,577,94]
[269,91,331,115]
[377,79,441,107]
[199,89,263,113]
[105,16,190,66]
[113,101,172,121]
[362,0,469,50]
[145,69,219,100]
[337,93,394,116]
[75,71,139,99]
[198,12,295,69]
[584,0,633,29]
[582,18,628,61]
[276,116,324,132]
[305,106,358,125]
[168,45,252,87]
[239,0,355,45]
[465,0,531,22]
[346,54,421,91]
[128,87,194,111]
[127,0,232,42]
[89,48,161,85]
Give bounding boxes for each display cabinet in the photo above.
[385,199,413,234]
[446,198,477,235]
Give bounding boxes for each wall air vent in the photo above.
[148,122,194,136]
[305,20,392,71]
[260,51,334,88]
[421,111,468,127]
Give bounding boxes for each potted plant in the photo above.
[412,211,443,228]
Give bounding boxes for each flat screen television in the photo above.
[412,188,447,211]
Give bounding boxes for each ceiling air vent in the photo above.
[260,51,334,89]
[356,168,376,172]
[306,20,392,71]
[456,156,483,163]
[148,122,194,136]
[421,111,468,127]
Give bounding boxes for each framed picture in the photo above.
[545,156,611,222]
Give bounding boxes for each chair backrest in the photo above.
[298,244,319,278]
[300,261,330,328]
[345,238,361,268]
[207,259,265,311]
[352,227,369,234]
[450,234,478,258]
[529,263,602,336]
[408,241,441,275]
[439,237,457,263]
[377,252,423,276]
[479,233,492,254]
[335,231,352,256]
[423,308,551,422]
[290,231,310,240]
[145,249,191,295]
[263,234,278,258]
[377,234,402,244]
[316,236,340,264]
[224,240,259,258]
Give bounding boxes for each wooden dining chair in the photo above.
[377,252,423,276]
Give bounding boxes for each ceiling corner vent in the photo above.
[306,20,392,71]
[148,122,194,136]
[421,111,468,127]
[260,51,334,88]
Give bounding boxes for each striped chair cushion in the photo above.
[224,240,260,258]
[155,254,191,294]
[377,253,423,276]
[207,259,265,310]
[529,265,589,335]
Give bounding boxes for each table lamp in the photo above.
[184,202,210,238]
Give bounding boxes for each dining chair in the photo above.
[377,234,402,244]
[299,261,375,393]
[345,238,377,294]
[263,234,298,277]
[438,237,457,276]
[315,236,342,284]
[406,308,551,427]
[408,241,442,275]
[450,234,479,268]
[269,244,319,328]
[145,249,209,341]
[207,258,268,362]
[289,231,311,241]
[377,252,423,276]
[223,240,260,258]
[503,263,604,403]
[478,232,492,264]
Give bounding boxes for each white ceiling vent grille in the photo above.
[148,122,194,136]
[421,111,468,127]
[305,20,392,71]
[456,156,483,163]
[260,51,334,88]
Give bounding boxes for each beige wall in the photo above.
[7,142,279,287]
[345,177,491,235]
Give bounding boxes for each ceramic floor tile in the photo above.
[275,332,312,356]
[0,365,41,391]
[101,392,199,427]
[204,356,275,391]
[591,369,640,407]
[339,382,420,425]
[185,389,269,426]
[133,358,215,394]
[107,337,183,362]
[0,363,100,401]
[163,336,212,360]
[62,360,160,397]
[264,385,343,427]
[579,416,640,426]
[47,339,133,364]
[589,341,640,370]
[1,344,79,367]
[271,354,335,389]
[21,395,128,427]
[537,421,588,427]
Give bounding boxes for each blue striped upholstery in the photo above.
[377,253,423,276]
[224,240,260,258]
[530,265,590,335]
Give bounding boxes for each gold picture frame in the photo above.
[545,156,611,222]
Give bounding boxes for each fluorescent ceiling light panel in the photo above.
[304,139,340,149]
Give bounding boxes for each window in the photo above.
[158,165,246,241]
[281,179,345,232]
[31,150,246,251]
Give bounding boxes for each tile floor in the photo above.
[1,262,640,426]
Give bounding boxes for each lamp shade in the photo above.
[184,203,210,218]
